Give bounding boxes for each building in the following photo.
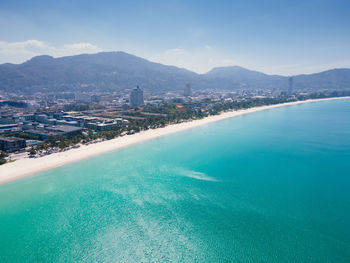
[25,126,83,140]
[0,124,21,134]
[75,93,91,103]
[55,120,79,127]
[86,118,123,131]
[91,95,101,103]
[44,125,83,137]
[0,116,15,124]
[35,114,48,123]
[288,77,293,94]
[25,130,53,140]
[184,82,192,97]
[0,137,26,152]
[86,122,119,131]
[23,114,35,121]
[45,118,57,125]
[130,86,144,106]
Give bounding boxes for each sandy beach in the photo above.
[0,96,349,185]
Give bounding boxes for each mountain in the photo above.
[203,66,286,90]
[0,52,349,93]
[0,52,199,93]
[293,68,350,90]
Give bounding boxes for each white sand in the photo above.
[0,97,349,184]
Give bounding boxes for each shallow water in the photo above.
[0,99,349,262]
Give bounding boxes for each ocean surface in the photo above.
[0,99,350,263]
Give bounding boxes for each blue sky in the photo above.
[0,0,349,75]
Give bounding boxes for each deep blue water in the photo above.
[0,99,349,262]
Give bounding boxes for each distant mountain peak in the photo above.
[205,65,270,80]
[25,55,54,64]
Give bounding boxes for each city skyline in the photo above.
[0,0,349,75]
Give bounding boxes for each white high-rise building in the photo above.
[130,86,144,106]
[184,82,192,97]
[288,77,293,94]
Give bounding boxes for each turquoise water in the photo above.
[0,99,350,262]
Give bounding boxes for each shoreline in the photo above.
[0,96,349,185]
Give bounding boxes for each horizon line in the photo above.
[1,50,349,77]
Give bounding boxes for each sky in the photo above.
[0,0,349,75]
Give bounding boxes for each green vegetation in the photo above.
[0,151,8,165]
[29,147,36,156]
[207,97,295,115]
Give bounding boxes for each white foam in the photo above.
[181,170,219,182]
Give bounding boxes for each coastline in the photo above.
[0,96,349,185]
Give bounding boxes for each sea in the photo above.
[0,99,349,262]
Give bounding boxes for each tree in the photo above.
[0,150,8,165]
[0,151,8,159]
[29,147,36,156]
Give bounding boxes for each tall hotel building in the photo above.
[130,86,144,106]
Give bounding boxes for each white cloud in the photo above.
[1,40,347,75]
[0,40,103,64]
[61,43,103,55]
[149,46,236,74]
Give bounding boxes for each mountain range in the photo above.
[0,51,349,93]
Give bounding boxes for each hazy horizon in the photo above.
[1,0,349,75]
[1,50,350,77]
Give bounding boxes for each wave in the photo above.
[180,170,219,182]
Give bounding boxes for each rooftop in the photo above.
[0,136,26,142]
[45,125,82,133]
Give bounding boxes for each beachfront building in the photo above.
[44,126,83,137]
[55,120,79,127]
[24,129,52,140]
[86,122,119,131]
[25,125,83,140]
[130,86,144,106]
[0,137,26,152]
